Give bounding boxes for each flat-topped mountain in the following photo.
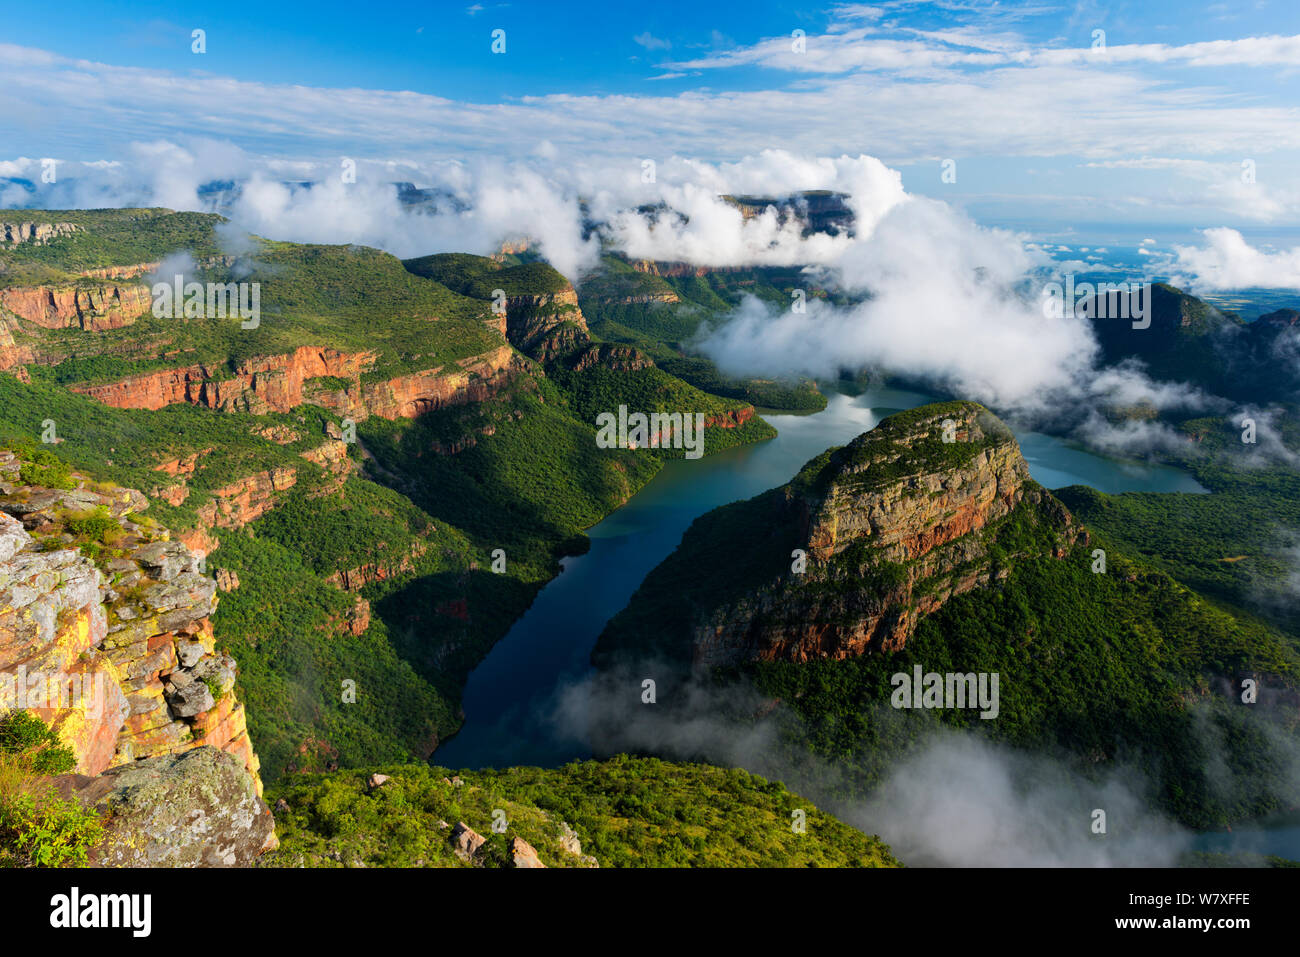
[597,402,1085,668]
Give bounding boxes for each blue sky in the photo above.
[5,0,1297,98]
[2,0,1299,252]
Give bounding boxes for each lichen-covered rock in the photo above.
[62,747,275,867]
[166,678,215,717]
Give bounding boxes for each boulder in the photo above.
[450,821,486,862]
[167,678,215,717]
[507,836,546,869]
[60,746,275,867]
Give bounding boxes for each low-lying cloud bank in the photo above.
[544,665,1209,867]
[6,145,1298,453]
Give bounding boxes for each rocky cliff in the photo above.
[566,343,655,373]
[70,342,525,422]
[0,316,32,371]
[0,449,266,792]
[71,345,378,413]
[0,222,81,246]
[598,402,1086,668]
[0,282,152,330]
[504,287,590,360]
[361,344,525,419]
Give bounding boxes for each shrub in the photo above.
[0,711,103,867]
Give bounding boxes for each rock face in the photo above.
[797,404,1032,565]
[504,288,590,360]
[71,345,380,413]
[326,543,425,591]
[0,283,152,330]
[630,260,722,278]
[69,342,525,422]
[507,835,546,868]
[450,822,487,862]
[362,345,523,419]
[0,450,264,797]
[0,221,80,246]
[604,402,1086,669]
[78,262,162,280]
[0,316,33,370]
[705,406,756,431]
[57,746,275,867]
[194,467,298,530]
[567,343,655,373]
[0,509,126,776]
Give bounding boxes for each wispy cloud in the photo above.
[633,31,672,52]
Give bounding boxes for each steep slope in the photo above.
[1085,282,1300,402]
[402,253,589,359]
[0,446,275,865]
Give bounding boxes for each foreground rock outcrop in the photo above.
[1,448,274,865]
[0,450,264,790]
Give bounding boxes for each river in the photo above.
[435,387,1205,769]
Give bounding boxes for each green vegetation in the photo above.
[1057,410,1300,635]
[13,242,504,387]
[402,253,570,299]
[0,214,784,789]
[0,208,224,282]
[659,356,827,412]
[0,374,344,530]
[267,756,900,868]
[208,532,456,780]
[359,377,663,571]
[10,441,76,489]
[545,363,777,458]
[0,712,103,867]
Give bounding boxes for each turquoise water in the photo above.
[434,388,1206,769]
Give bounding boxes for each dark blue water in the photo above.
[434,387,1205,769]
[1192,817,1300,861]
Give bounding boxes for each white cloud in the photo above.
[3,40,1300,174]
[696,190,1107,417]
[1170,228,1300,291]
[667,25,1300,75]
